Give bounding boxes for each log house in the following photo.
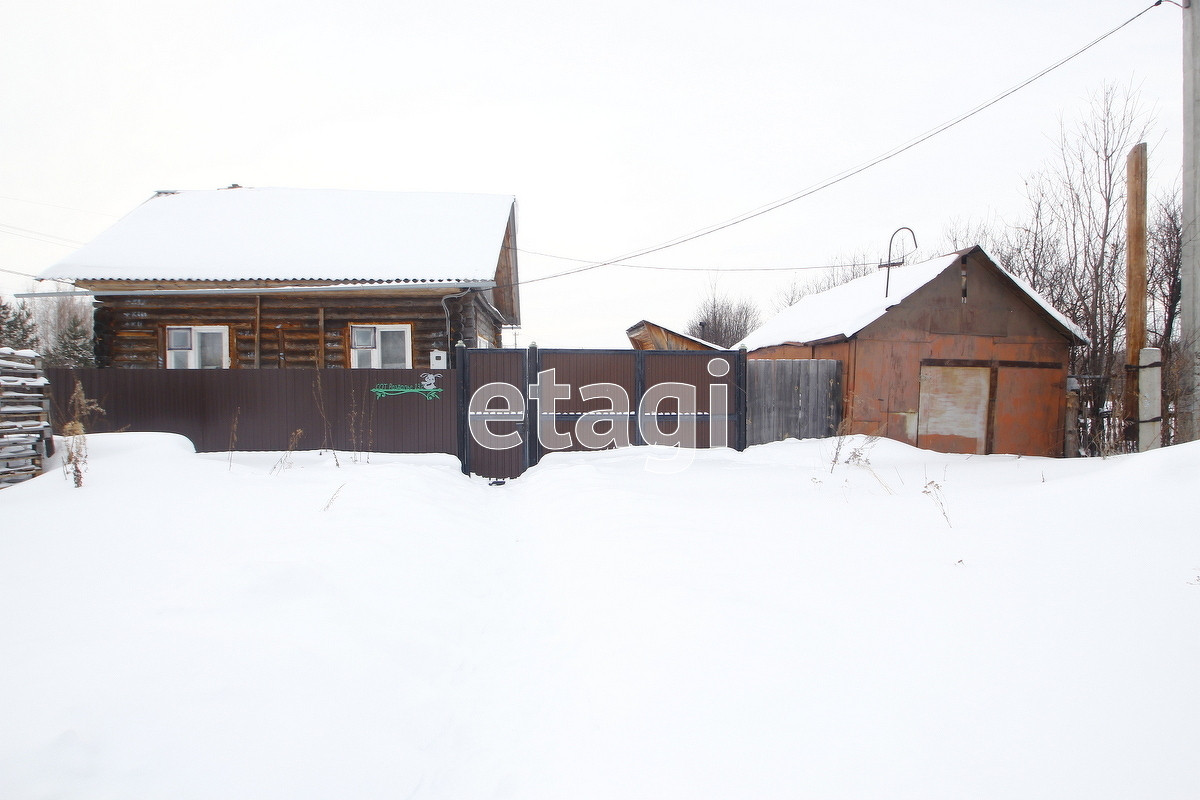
[39,188,520,369]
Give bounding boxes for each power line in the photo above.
[512,246,874,273]
[0,266,42,279]
[510,1,1167,289]
[0,193,118,218]
[0,223,84,248]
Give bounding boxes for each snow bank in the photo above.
[1,434,1197,799]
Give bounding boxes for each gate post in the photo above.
[524,343,540,473]
[456,341,470,475]
[632,350,646,446]
[735,346,748,451]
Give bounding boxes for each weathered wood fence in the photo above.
[746,359,843,446]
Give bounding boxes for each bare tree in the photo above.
[1146,189,1187,442]
[686,283,761,347]
[950,84,1171,452]
[774,256,874,311]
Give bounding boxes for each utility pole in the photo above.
[1126,143,1148,448]
[1183,0,1200,441]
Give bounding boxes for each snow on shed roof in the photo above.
[737,247,1087,351]
[39,188,516,284]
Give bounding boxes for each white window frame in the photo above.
[349,323,413,369]
[165,325,230,369]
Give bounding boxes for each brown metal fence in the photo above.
[456,347,748,478]
[47,368,459,456]
[49,348,755,479]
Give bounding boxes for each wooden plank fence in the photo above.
[746,359,842,446]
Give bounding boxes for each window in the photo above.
[349,324,412,369]
[165,326,230,369]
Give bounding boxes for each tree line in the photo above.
[0,294,95,367]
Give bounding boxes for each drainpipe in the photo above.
[442,289,473,365]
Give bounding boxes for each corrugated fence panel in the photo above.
[47,368,458,455]
[539,349,638,452]
[461,349,528,479]
[643,350,739,449]
[49,351,762,477]
[747,359,842,445]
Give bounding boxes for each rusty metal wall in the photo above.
[46,368,458,455]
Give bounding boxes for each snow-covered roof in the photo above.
[737,247,1087,350]
[39,188,517,284]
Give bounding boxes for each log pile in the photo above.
[0,348,52,487]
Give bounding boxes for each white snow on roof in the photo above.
[39,188,516,284]
[737,248,1087,350]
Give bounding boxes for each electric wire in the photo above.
[0,193,118,217]
[507,1,1167,289]
[0,223,84,248]
[0,266,43,279]
[507,246,875,273]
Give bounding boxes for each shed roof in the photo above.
[737,246,1088,350]
[626,320,724,351]
[39,188,517,285]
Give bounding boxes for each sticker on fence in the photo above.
[371,373,443,400]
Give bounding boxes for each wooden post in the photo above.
[317,306,325,368]
[1125,142,1148,448]
[253,296,261,369]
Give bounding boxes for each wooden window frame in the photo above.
[164,325,231,369]
[348,323,413,369]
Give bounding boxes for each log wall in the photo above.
[93,288,504,369]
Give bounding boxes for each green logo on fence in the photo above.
[371,373,443,400]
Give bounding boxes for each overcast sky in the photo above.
[0,0,1186,347]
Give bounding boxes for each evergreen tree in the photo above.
[0,298,41,352]
[45,314,95,367]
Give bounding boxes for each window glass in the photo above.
[167,328,191,350]
[354,348,373,369]
[351,326,376,349]
[197,331,224,369]
[379,329,407,368]
[165,325,228,369]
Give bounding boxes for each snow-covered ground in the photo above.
[1,433,1197,799]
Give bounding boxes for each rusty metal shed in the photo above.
[737,246,1088,457]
